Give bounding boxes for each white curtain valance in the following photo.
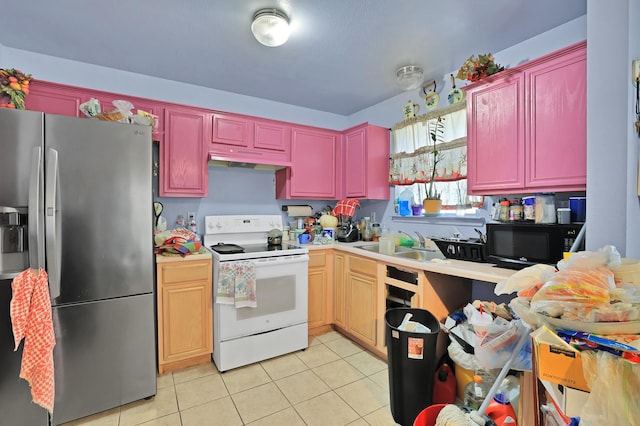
[390,105,467,186]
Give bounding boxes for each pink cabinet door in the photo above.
[525,44,586,191]
[343,126,366,198]
[253,119,289,152]
[212,113,251,147]
[276,127,340,199]
[466,72,525,195]
[342,124,390,200]
[25,81,85,117]
[160,106,210,197]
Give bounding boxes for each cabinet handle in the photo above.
[236,150,263,156]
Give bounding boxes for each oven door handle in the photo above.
[222,254,310,265]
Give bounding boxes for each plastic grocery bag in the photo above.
[579,350,640,426]
[494,263,557,298]
[474,318,531,371]
[557,245,621,272]
[529,267,615,318]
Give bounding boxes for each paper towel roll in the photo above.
[285,205,313,217]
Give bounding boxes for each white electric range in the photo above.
[203,215,309,372]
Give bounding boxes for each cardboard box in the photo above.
[540,378,590,418]
[532,326,590,392]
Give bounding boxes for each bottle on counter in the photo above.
[176,214,186,228]
[509,198,523,221]
[499,199,510,222]
[362,217,373,241]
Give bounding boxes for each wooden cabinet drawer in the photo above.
[309,252,327,268]
[161,261,210,284]
[349,256,376,277]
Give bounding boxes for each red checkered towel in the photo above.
[332,199,361,217]
[10,268,56,414]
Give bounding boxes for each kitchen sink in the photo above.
[357,244,415,254]
[356,244,446,262]
[391,249,445,262]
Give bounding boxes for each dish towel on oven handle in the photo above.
[216,261,257,308]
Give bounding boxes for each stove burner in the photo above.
[209,243,245,254]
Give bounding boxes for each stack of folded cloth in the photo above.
[154,228,201,256]
[332,199,360,217]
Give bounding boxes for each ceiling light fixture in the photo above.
[251,8,290,47]
[396,65,424,91]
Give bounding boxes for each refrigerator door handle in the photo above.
[45,148,61,299]
[28,147,44,271]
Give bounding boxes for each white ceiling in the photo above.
[0,0,586,115]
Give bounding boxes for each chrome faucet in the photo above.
[398,230,416,245]
[414,231,426,248]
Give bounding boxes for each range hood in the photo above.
[208,153,290,171]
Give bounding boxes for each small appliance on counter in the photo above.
[486,222,585,270]
[430,237,487,263]
[336,219,360,242]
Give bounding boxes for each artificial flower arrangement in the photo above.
[0,68,32,109]
[456,53,504,82]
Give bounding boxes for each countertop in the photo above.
[293,241,515,283]
[155,250,212,263]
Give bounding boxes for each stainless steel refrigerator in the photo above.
[0,108,156,425]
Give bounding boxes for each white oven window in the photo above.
[235,275,296,320]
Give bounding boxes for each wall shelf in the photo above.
[391,214,486,227]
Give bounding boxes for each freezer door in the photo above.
[0,108,43,207]
[0,279,49,426]
[44,116,154,304]
[50,293,156,425]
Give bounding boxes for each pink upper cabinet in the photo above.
[276,126,341,199]
[160,106,210,197]
[525,45,587,190]
[211,112,291,166]
[465,41,587,195]
[466,71,526,194]
[342,124,390,200]
[25,80,86,117]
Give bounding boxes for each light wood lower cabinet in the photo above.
[308,250,333,332]
[333,252,347,329]
[334,253,377,347]
[157,257,213,373]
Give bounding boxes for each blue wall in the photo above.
[4,12,640,256]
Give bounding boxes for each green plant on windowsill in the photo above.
[423,116,445,214]
[424,116,445,200]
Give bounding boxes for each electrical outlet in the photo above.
[633,59,640,86]
[187,212,195,221]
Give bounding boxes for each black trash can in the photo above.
[385,307,440,426]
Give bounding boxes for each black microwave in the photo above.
[486,222,585,270]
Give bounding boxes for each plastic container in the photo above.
[431,364,456,405]
[398,188,414,216]
[569,196,586,223]
[386,308,440,426]
[611,258,640,285]
[464,375,490,410]
[379,235,396,254]
[454,363,475,401]
[535,193,556,224]
[522,196,535,221]
[486,392,518,425]
[557,207,571,224]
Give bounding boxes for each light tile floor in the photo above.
[62,331,400,426]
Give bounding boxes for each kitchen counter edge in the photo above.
[156,251,212,263]
[294,242,515,283]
